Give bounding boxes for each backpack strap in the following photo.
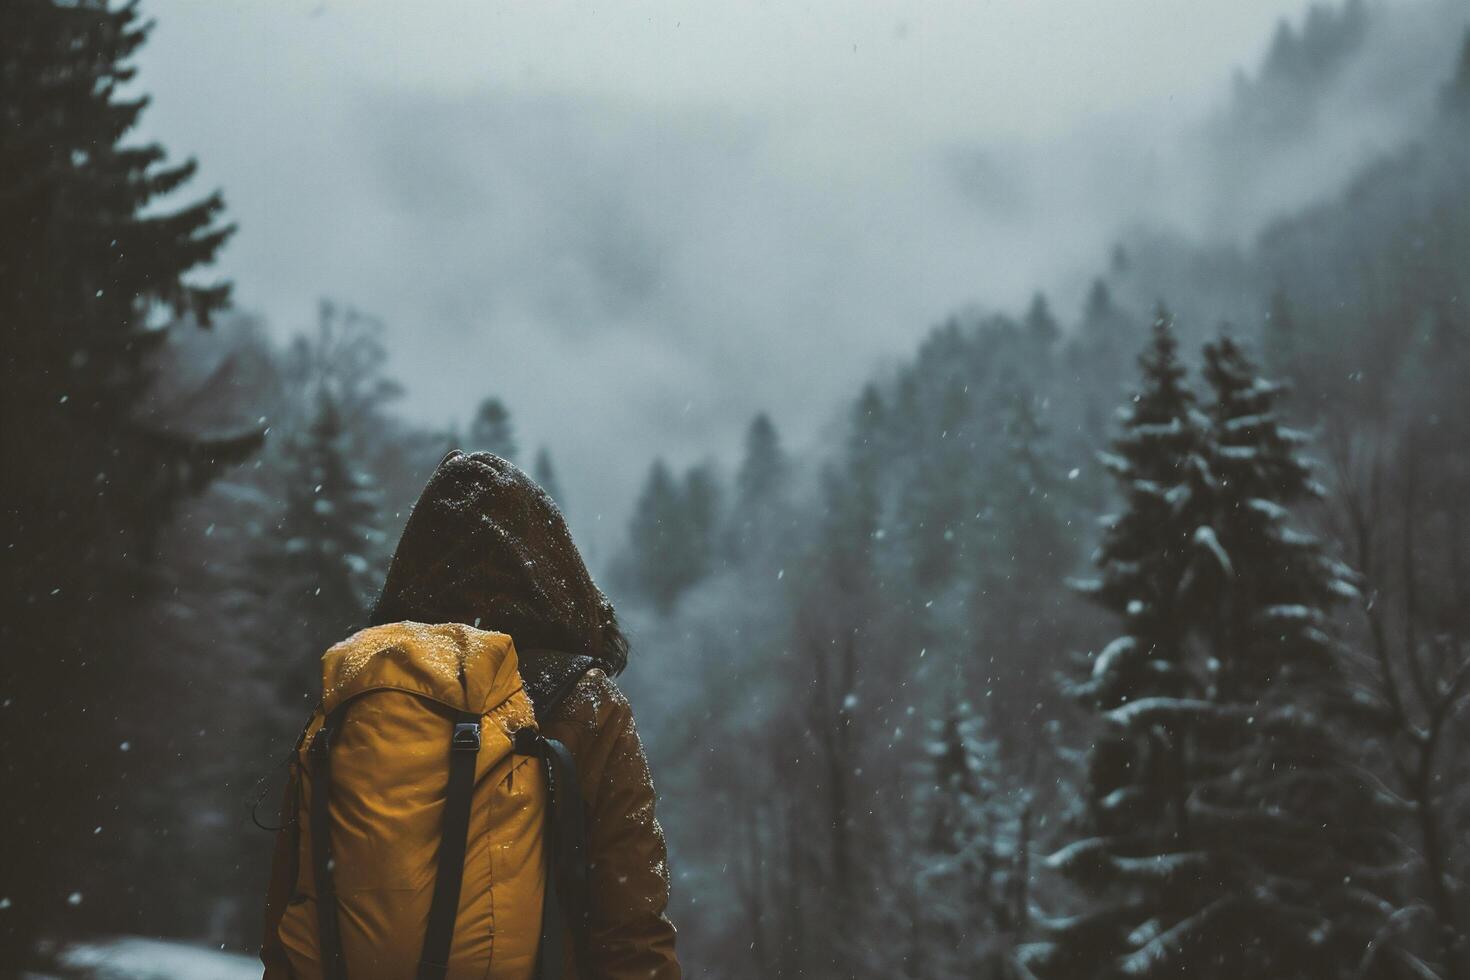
[418,710,483,980]
[309,701,484,980]
[514,727,591,980]
[309,704,350,980]
[516,647,598,723]
[513,648,597,980]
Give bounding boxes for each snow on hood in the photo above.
[369,450,628,675]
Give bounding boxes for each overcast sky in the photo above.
[132,0,1403,555]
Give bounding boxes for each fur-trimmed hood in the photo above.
[369,450,628,675]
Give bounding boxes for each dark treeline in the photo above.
[1,1,1468,978]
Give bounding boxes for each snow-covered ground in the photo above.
[34,937,259,980]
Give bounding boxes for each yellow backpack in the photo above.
[273,622,589,980]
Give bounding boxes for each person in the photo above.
[260,450,680,979]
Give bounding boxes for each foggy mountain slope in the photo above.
[940,0,1467,304]
[1111,29,1470,372]
[126,0,1469,562]
[611,16,1470,975]
[614,2,1470,682]
[1187,0,1466,240]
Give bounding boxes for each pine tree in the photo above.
[1033,327,1409,979]
[784,383,891,974]
[625,459,689,613]
[1174,334,1406,977]
[1029,311,1212,980]
[683,461,723,582]
[620,458,726,612]
[825,384,888,595]
[468,396,517,460]
[905,376,975,588]
[1079,280,1133,355]
[729,412,789,561]
[1067,280,1140,449]
[258,390,383,708]
[1025,291,1062,355]
[916,701,1031,978]
[1076,309,1207,710]
[737,413,787,505]
[532,446,564,508]
[0,2,249,958]
[0,0,242,591]
[971,388,1076,749]
[988,389,1072,587]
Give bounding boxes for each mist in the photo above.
[5,0,1469,975]
[127,0,1461,553]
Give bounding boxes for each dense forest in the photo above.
[2,0,1468,977]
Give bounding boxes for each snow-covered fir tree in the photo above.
[1074,310,1208,712]
[1030,325,1410,979]
[1169,334,1408,978]
[1027,310,1210,979]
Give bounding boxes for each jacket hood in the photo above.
[369,450,628,675]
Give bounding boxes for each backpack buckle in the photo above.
[452,722,481,752]
[512,728,541,756]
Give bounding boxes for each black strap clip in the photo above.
[512,727,542,756]
[452,721,481,752]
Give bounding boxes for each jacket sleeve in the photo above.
[574,674,681,980]
[260,769,298,979]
